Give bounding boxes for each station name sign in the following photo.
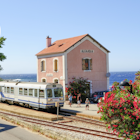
[46,73,53,77]
[80,50,94,53]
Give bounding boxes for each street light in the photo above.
[119,81,133,94]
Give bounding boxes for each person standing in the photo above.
[68,93,72,107]
[85,98,90,110]
[77,93,82,107]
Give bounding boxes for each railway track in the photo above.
[0,111,123,140]
[59,112,106,127]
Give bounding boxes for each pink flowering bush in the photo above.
[98,71,140,140]
[66,77,89,103]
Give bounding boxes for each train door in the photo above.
[39,89,46,109]
[14,87,18,101]
[29,89,39,108]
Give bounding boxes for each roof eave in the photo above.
[64,34,110,53]
[36,51,65,57]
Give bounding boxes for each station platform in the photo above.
[0,103,63,121]
[61,103,101,120]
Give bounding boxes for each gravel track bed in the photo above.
[0,111,121,140]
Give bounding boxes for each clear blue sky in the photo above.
[0,0,140,74]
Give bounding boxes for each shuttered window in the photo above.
[54,79,58,83]
[41,60,45,72]
[82,58,92,70]
[90,59,92,70]
[54,59,58,72]
[42,79,46,83]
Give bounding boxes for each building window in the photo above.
[41,78,46,83]
[54,78,59,83]
[82,58,92,70]
[53,58,58,72]
[41,60,46,72]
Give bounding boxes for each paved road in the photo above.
[0,118,49,140]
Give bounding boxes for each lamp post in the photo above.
[119,81,133,94]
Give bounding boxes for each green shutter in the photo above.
[82,59,86,70]
[90,59,92,70]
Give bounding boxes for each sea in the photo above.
[0,72,137,87]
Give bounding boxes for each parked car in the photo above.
[90,91,109,103]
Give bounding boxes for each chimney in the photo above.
[46,36,51,48]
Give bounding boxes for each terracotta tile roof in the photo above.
[36,34,109,56]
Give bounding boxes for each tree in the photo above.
[0,37,6,71]
[66,77,90,103]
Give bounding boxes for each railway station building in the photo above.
[36,34,110,97]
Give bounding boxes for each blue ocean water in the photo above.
[109,71,136,86]
[0,74,37,82]
[0,72,137,86]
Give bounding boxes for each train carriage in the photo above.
[0,81,64,110]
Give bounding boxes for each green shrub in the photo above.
[66,77,89,103]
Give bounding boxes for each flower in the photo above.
[73,96,76,99]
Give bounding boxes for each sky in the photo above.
[0,0,140,74]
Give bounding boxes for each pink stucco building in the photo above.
[36,34,110,96]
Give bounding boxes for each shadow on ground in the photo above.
[0,123,16,133]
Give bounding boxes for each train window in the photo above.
[47,89,52,97]
[34,89,38,97]
[24,88,28,96]
[29,89,33,96]
[4,87,6,93]
[54,88,63,97]
[19,88,23,95]
[7,87,10,93]
[39,90,44,98]
[11,87,14,94]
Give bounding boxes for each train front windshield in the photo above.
[54,88,63,97]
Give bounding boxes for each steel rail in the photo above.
[0,111,123,140]
[60,112,106,127]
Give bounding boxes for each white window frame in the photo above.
[41,59,46,72]
[83,57,91,72]
[53,58,59,72]
[41,77,47,83]
[53,78,59,84]
[86,80,92,94]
